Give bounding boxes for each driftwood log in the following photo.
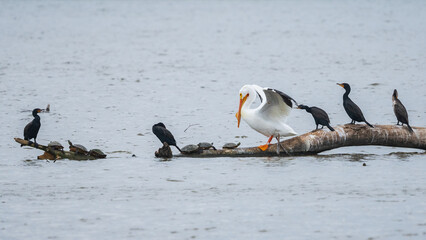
[15,138,97,160]
[155,142,173,158]
[177,124,426,158]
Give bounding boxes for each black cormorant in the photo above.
[337,83,374,128]
[297,104,335,131]
[23,108,42,146]
[392,89,413,132]
[152,122,182,152]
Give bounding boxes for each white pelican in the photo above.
[236,85,297,153]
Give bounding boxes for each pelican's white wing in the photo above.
[249,84,267,108]
[258,88,296,120]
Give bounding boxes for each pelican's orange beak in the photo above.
[236,93,248,128]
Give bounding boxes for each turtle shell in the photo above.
[222,142,241,149]
[48,141,64,150]
[181,144,200,154]
[89,149,107,158]
[74,144,88,152]
[70,144,88,154]
[68,140,88,154]
[198,142,216,150]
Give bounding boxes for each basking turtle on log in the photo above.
[48,141,64,152]
[222,142,240,149]
[198,142,216,150]
[68,140,89,155]
[89,149,107,158]
[175,124,426,158]
[15,138,106,160]
[181,144,201,154]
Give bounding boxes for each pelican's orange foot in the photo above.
[258,144,269,151]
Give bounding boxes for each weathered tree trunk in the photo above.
[178,124,426,158]
[14,138,97,160]
[155,142,173,158]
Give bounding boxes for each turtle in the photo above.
[222,142,241,149]
[89,149,107,158]
[198,142,216,150]
[68,140,89,155]
[48,141,64,151]
[180,144,200,154]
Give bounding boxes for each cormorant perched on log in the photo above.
[152,122,182,152]
[297,105,335,131]
[23,108,42,146]
[337,83,374,128]
[392,89,413,132]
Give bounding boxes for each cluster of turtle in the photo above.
[180,142,241,154]
[47,140,107,158]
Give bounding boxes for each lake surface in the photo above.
[1,0,425,239]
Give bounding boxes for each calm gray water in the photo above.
[1,0,425,239]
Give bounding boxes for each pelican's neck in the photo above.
[241,88,257,116]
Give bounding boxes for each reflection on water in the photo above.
[261,156,296,167]
[388,151,426,160]
[316,153,374,162]
[23,159,45,167]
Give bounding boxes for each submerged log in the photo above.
[178,124,426,158]
[15,138,97,160]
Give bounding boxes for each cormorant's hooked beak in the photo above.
[337,83,345,88]
[37,109,42,113]
[297,105,302,109]
[236,93,248,128]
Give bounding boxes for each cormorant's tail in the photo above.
[175,145,182,153]
[365,121,374,128]
[407,124,414,133]
[327,125,335,131]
